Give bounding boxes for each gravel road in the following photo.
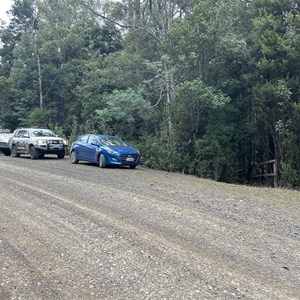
[0,155,300,300]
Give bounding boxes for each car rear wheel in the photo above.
[70,151,79,164]
[98,154,107,168]
[57,150,65,159]
[29,145,39,159]
[11,145,20,157]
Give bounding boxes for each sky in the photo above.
[0,0,13,23]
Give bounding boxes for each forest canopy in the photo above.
[1,0,300,188]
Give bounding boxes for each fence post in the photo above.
[273,160,277,188]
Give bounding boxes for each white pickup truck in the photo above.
[8,128,68,159]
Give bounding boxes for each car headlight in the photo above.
[63,139,68,145]
[106,148,118,155]
[37,139,47,145]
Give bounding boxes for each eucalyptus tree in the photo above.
[153,0,252,176]
[251,0,300,186]
[95,88,151,139]
[0,76,12,123]
[0,18,19,128]
[2,0,121,130]
[79,0,192,134]
[11,0,44,110]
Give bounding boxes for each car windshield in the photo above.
[99,137,127,147]
[31,129,56,137]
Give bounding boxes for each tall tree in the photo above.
[11,0,43,109]
[251,0,300,184]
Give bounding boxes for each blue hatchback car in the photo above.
[70,134,140,169]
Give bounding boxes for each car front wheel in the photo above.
[70,151,79,164]
[98,154,106,168]
[11,145,20,157]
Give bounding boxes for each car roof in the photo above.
[76,134,120,142]
[15,128,51,131]
[95,134,116,138]
[79,133,116,138]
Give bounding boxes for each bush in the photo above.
[279,162,300,189]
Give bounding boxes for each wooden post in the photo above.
[273,160,277,188]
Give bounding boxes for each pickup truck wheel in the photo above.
[29,145,39,159]
[98,154,107,168]
[57,150,65,159]
[11,145,20,157]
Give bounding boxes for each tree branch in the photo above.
[80,2,161,42]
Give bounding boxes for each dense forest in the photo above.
[0,0,300,188]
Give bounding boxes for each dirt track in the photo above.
[0,155,300,299]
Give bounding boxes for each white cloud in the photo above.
[0,0,13,23]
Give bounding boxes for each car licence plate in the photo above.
[126,157,134,162]
[50,144,62,149]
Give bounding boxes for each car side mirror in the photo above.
[91,141,98,146]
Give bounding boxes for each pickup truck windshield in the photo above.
[32,130,56,137]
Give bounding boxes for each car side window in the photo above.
[79,135,89,143]
[23,131,30,138]
[88,136,97,145]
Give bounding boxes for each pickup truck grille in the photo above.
[48,140,61,144]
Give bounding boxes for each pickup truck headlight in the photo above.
[37,139,47,145]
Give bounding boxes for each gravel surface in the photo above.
[0,155,300,300]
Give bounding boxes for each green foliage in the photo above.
[96,88,151,139]
[194,125,237,182]
[100,51,145,89]
[0,76,12,112]
[136,135,169,170]
[163,80,230,177]
[27,107,52,127]
[280,162,300,188]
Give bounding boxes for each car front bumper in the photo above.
[107,153,140,166]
